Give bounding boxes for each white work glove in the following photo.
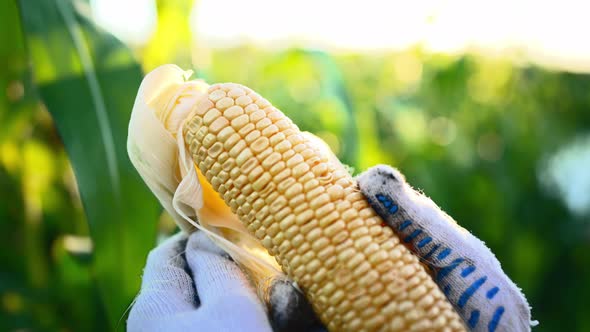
[357,165,536,332]
[129,164,536,332]
[127,231,273,332]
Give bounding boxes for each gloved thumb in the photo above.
[185,231,264,308]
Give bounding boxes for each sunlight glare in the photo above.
[90,0,157,44]
[91,0,590,71]
[194,0,590,71]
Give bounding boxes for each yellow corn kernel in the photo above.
[184,83,465,332]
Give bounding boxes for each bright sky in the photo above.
[91,0,590,71]
[89,0,590,216]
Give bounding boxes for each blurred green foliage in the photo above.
[1,0,590,331]
[17,0,161,327]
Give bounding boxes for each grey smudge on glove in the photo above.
[266,277,327,332]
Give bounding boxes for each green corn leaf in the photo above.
[17,0,160,327]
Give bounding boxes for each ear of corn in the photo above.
[128,65,283,283]
[181,82,466,331]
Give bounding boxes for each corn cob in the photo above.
[181,82,465,331]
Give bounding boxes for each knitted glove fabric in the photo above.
[128,231,273,332]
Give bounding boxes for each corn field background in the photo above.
[1,0,590,331]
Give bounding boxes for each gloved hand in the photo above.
[357,165,535,331]
[129,165,534,332]
[127,231,273,332]
[128,231,326,332]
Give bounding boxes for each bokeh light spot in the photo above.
[477,132,504,161]
[540,134,590,217]
[6,80,24,102]
[429,116,457,146]
[2,292,24,314]
[393,109,427,146]
[393,53,423,86]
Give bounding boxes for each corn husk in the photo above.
[127,64,282,280]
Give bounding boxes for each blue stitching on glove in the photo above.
[436,258,465,282]
[388,205,399,214]
[422,243,440,260]
[489,306,505,332]
[443,284,452,296]
[373,192,511,331]
[461,265,476,278]
[468,310,481,328]
[399,219,412,231]
[486,287,500,300]
[417,236,432,248]
[404,229,423,243]
[437,248,452,260]
[458,276,487,308]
